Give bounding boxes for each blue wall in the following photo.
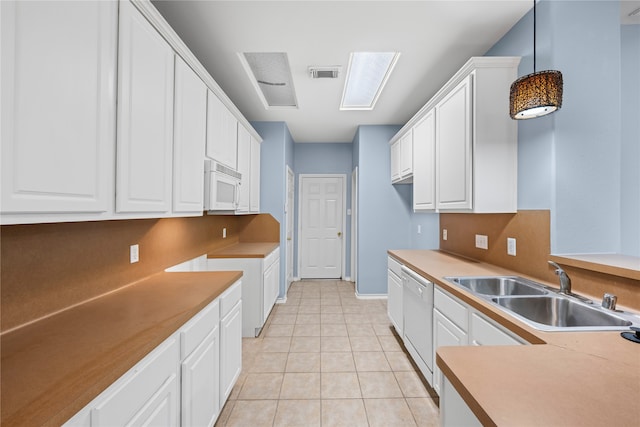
[486,0,638,256]
[253,121,295,298]
[352,125,413,295]
[621,24,640,256]
[293,143,353,278]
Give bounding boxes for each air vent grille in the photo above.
[308,66,341,79]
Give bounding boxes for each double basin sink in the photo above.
[445,276,639,331]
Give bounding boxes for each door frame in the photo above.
[297,174,347,280]
[351,167,358,285]
[285,165,295,290]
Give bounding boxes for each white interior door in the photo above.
[286,166,295,287]
[299,175,344,279]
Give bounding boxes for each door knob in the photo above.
[337,232,342,237]
[287,237,292,241]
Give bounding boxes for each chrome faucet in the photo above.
[548,261,572,294]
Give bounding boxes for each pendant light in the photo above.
[509,0,563,119]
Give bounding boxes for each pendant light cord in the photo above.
[533,0,537,72]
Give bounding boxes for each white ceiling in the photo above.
[153,0,535,142]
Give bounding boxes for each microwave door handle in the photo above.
[234,181,240,208]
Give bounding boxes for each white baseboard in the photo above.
[293,276,301,282]
[342,276,352,282]
[276,296,287,304]
[355,291,388,300]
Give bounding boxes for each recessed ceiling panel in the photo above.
[241,52,298,109]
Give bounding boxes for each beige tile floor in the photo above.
[215,280,439,427]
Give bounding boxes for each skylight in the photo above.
[340,52,400,110]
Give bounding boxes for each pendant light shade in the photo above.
[510,70,563,119]
[509,0,564,120]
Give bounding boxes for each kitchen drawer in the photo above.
[264,247,279,270]
[220,280,241,318]
[434,287,468,332]
[388,256,403,277]
[180,298,220,360]
[470,312,523,346]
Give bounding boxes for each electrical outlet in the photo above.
[442,229,448,241]
[417,225,422,234]
[507,237,517,256]
[475,234,488,250]
[130,244,139,263]
[222,227,227,238]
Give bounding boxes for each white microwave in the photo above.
[204,160,242,211]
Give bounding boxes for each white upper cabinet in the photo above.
[390,140,402,183]
[1,0,261,224]
[236,125,251,213]
[173,56,207,214]
[390,130,413,184]
[400,131,414,178]
[390,57,520,213]
[436,75,473,210]
[116,0,175,213]
[0,1,118,219]
[249,136,261,213]
[412,110,436,211]
[206,90,238,171]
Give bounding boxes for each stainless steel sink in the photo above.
[492,296,632,329]
[444,275,639,331]
[446,276,548,296]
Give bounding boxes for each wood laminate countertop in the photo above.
[388,249,639,427]
[207,242,279,259]
[0,270,243,427]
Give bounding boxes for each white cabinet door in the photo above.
[206,90,238,170]
[173,56,206,214]
[181,328,220,427]
[441,375,482,427]
[387,269,403,335]
[91,337,180,427]
[433,309,467,395]
[412,110,436,211]
[116,0,175,213]
[236,125,251,213]
[220,301,242,406]
[1,1,117,215]
[249,137,261,213]
[390,140,401,182]
[263,258,280,321]
[400,131,413,178]
[436,74,473,210]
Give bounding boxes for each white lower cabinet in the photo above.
[91,337,180,427]
[433,308,468,396]
[386,257,403,335]
[441,375,482,427]
[64,281,242,427]
[220,281,243,405]
[207,248,280,337]
[181,329,220,427]
[434,285,526,427]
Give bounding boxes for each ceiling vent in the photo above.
[239,52,298,109]
[308,66,341,79]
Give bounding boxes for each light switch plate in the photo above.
[442,229,448,241]
[130,244,139,263]
[507,237,517,256]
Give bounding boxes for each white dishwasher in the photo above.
[402,265,434,388]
